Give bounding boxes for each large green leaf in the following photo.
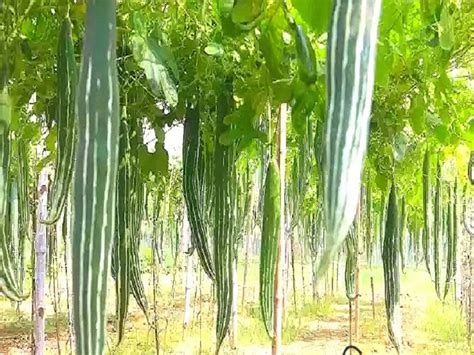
[138,143,169,178]
[409,96,426,135]
[131,35,179,107]
[231,0,263,24]
[291,0,332,35]
[438,5,454,50]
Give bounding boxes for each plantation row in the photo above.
[0,1,473,355]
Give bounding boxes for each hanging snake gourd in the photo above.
[320,0,382,274]
[71,0,120,354]
[259,159,280,337]
[183,103,215,280]
[43,16,77,225]
[0,89,24,301]
[382,184,402,354]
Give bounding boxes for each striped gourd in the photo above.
[433,159,441,298]
[452,181,458,278]
[183,104,215,280]
[365,178,373,266]
[320,0,382,274]
[214,79,235,352]
[16,141,30,296]
[259,159,280,337]
[443,183,454,299]
[422,149,432,275]
[43,16,77,225]
[0,88,24,301]
[127,115,148,319]
[114,113,131,343]
[71,0,120,354]
[379,193,386,257]
[382,184,402,354]
[344,227,357,301]
[294,24,317,85]
[399,198,406,273]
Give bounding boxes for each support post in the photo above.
[34,168,48,355]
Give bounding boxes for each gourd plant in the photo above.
[0,1,472,355]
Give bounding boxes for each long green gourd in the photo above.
[114,113,131,343]
[452,181,458,279]
[382,184,402,354]
[0,89,24,301]
[16,141,30,296]
[379,193,386,257]
[43,16,77,225]
[366,178,373,266]
[422,149,432,276]
[433,159,441,299]
[344,227,357,301]
[214,79,235,353]
[399,198,406,273]
[294,24,317,85]
[71,0,120,354]
[443,184,454,299]
[183,104,215,280]
[320,0,382,274]
[259,159,280,337]
[127,114,148,319]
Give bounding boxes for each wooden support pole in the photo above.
[34,168,48,355]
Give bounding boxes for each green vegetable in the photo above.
[71,1,120,353]
[344,227,357,301]
[294,24,317,84]
[399,198,406,273]
[114,113,131,343]
[422,149,432,276]
[214,79,235,353]
[43,17,77,225]
[433,159,441,299]
[183,104,215,280]
[320,0,382,275]
[0,88,24,301]
[382,184,402,354]
[259,159,280,337]
[443,183,454,299]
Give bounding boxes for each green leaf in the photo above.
[36,152,53,172]
[21,122,41,142]
[204,43,224,57]
[219,0,235,18]
[409,96,426,134]
[138,144,169,178]
[438,6,454,50]
[292,0,332,35]
[375,171,389,192]
[45,126,57,152]
[260,24,286,80]
[375,41,393,88]
[434,124,450,144]
[131,35,179,107]
[291,81,315,135]
[231,0,263,24]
